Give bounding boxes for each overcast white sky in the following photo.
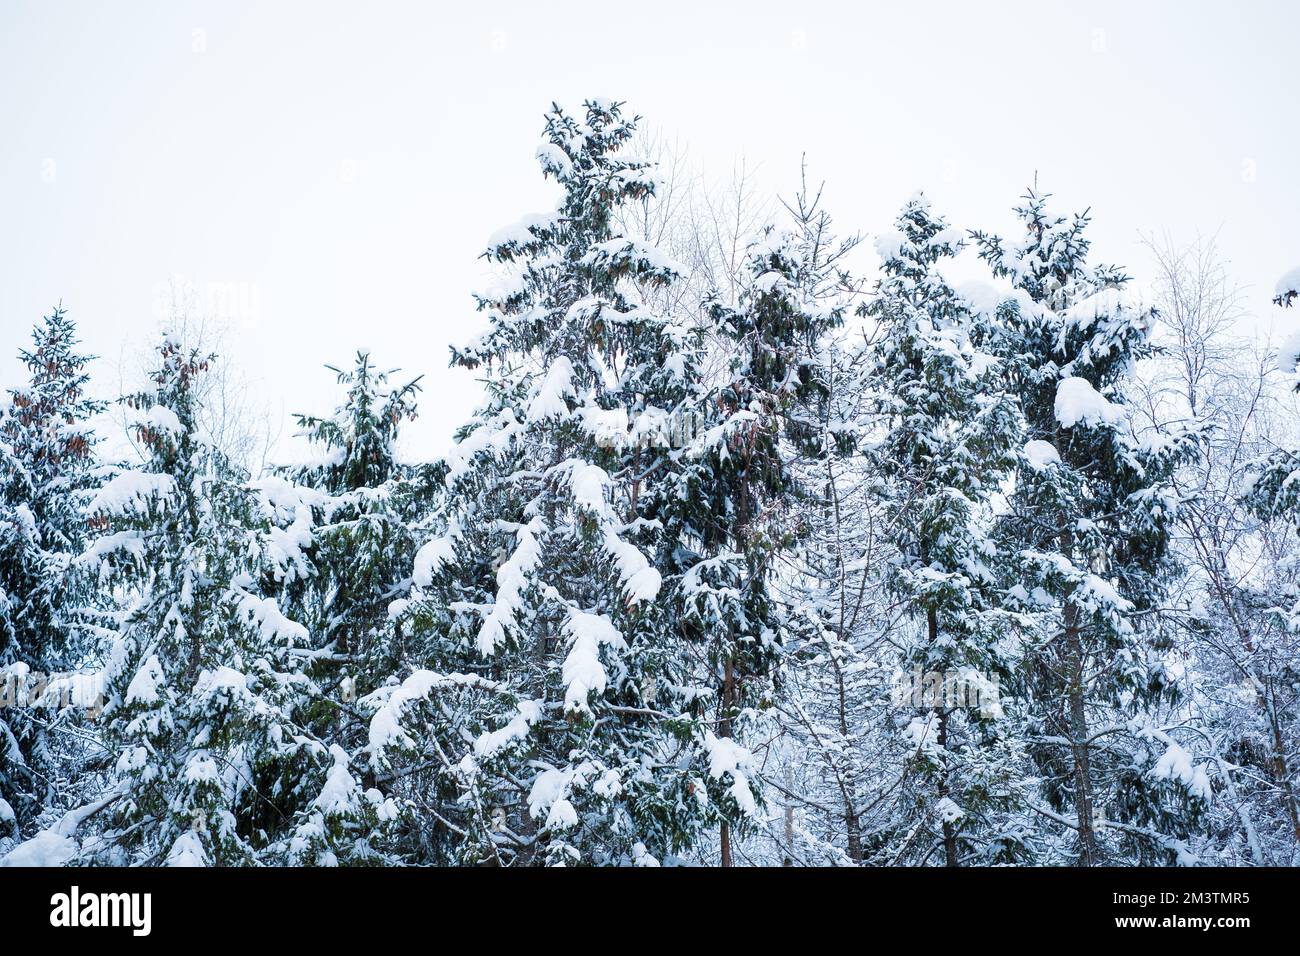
[2,0,1297,463]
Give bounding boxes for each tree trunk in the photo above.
[719,653,736,868]
[783,799,795,866]
[1064,599,1099,867]
[1266,696,1300,843]
[937,709,959,868]
[927,607,959,867]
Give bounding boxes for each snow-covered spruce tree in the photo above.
[975,190,1206,865]
[711,174,883,866]
[860,196,1025,866]
[688,200,856,864]
[275,352,426,713]
[250,351,428,864]
[75,336,343,866]
[384,99,746,866]
[0,306,103,840]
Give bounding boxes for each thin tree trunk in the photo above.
[926,606,959,867]
[1064,599,1099,867]
[837,660,864,864]
[783,777,795,866]
[1266,697,1300,842]
[719,653,735,868]
[937,709,959,867]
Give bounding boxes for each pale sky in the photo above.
[2,0,1297,464]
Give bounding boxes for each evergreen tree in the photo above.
[739,175,882,866]
[976,189,1206,865]
[252,352,428,864]
[79,336,332,865]
[688,191,855,862]
[0,306,103,838]
[863,195,1026,865]
[385,99,739,865]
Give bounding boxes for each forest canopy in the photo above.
[3,99,1299,868]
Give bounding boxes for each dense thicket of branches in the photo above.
[2,99,1299,867]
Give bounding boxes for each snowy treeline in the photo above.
[3,99,1300,867]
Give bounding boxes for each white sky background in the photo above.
[1,0,1297,465]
